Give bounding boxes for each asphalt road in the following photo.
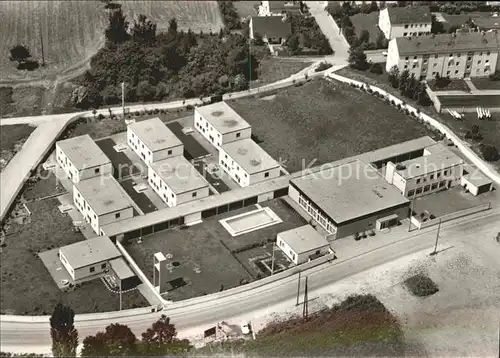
[2,209,498,354]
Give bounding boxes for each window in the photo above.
[90,267,95,273]
[77,193,80,198]
[424,185,431,192]
[485,59,489,64]
[236,132,241,138]
[408,189,415,197]
[403,32,408,37]
[457,53,461,58]
[486,51,490,55]
[171,193,174,198]
[94,168,100,174]
[467,56,472,61]
[434,54,438,59]
[405,56,409,60]
[433,63,437,68]
[412,64,417,69]
[404,65,408,69]
[416,187,423,195]
[430,174,434,180]
[446,71,450,76]
[455,70,459,75]
[423,59,428,64]
[94,214,97,219]
[437,172,441,178]
[192,192,197,198]
[414,56,417,59]
[444,170,449,176]
[479,52,483,56]
[167,150,172,155]
[439,181,446,188]
[404,24,409,29]
[101,263,107,269]
[416,178,421,184]
[115,213,121,219]
[449,54,453,58]
[478,60,481,64]
[466,65,471,70]
[264,172,269,178]
[431,183,438,190]
[132,133,134,138]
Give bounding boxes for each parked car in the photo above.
[241,321,251,335]
[382,51,388,57]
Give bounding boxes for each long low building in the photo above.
[289,160,410,239]
[194,102,251,149]
[74,175,134,235]
[56,134,112,184]
[127,117,184,165]
[219,138,281,187]
[148,156,210,207]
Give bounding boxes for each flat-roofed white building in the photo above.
[127,118,184,165]
[219,138,280,187]
[73,176,134,235]
[277,225,333,265]
[194,102,251,149]
[56,134,112,184]
[289,160,410,239]
[148,156,210,207]
[59,236,121,282]
[384,143,464,199]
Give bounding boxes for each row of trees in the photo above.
[47,303,191,357]
[218,1,241,30]
[387,66,431,106]
[286,13,333,55]
[75,4,258,109]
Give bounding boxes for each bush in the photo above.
[315,61,333,72]
[404,274,439,297]
[480,144,499,162]
[369,63,383,74]
[489,71,500,81]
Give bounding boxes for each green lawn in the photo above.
[252,58,313,86]
[471,78,500,90]
[228,78,438,173]
[233,0,259,18]
[350,12,383,43]
[428,79,470,92]
[1,198,149,315]
[0,124,35,152]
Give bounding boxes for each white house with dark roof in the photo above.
[219,138,280,187]
[148,156,210,207]
[56,134,112,184]
[277,225,333,265]
[249,16,292,44]
[73,175,134,235]
[127,117,184,165]
[194,102,251,149]
[378,6,431,40]
[59,236,121,282]
[386,32,500,80]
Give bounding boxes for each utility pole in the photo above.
[119,279,122,311]
[40,26,45,67]
[408,199,415,232]
[430,219,442,256]
[296,271,301,306]
[302,276,308,318]
[271,242,275,275]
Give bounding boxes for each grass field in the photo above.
[349,12,382,43]
[428,79,470,92]
[0,124,35,152]
[252,58,313,86]
[0,1,223,82]
[228,78,437,173]
[471,78,500,90]
[233,0,260,18]
[0,198,149,315]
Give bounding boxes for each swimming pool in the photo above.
[220,206,282,237]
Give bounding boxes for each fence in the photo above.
[411,202,492,230]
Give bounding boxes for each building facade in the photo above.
[384,144,464,199]
[56,134,112,184]
[148,156,210,207]
[386,32,500,80]
[277,225,332,265]
[194,102,251,149]
[219,138,280,187]
[378,6,431,40]
[73,176,134,235]
[127,118,184,165]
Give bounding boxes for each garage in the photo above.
[461,173,493,196]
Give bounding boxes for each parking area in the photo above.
[412,186,497,218]
[124,197,307,301]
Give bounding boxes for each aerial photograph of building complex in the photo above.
[0,0,499,357]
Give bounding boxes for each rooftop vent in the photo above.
[211,110,224,117]
[395,164,406,171]
[237,148,248,155]
[250,159,261,166]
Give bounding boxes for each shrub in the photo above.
[315,61,333,72]
[369,62,383,74]
[97,113,105,120]
[489,70,500,81]
[186,104,194,110]
[480,144,499,162]
[404,274,439,297]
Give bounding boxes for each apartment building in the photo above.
[378,6,431,40]
[56,134,112,184]
[219,138,281,187]
[148,156,209,207]
[194,102,251,149]
[386,32,500,80]
[384,143,464,199]
[73,175,134,235]
[127,118,184,165]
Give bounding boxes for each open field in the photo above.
[471,78,500,90]
[350,12,382,43]
[0,124,35,152]
[233,0,260,18]
[428,79,470,92]
[228,78,437,173]
[0,1,223,82]
[0,198,148,314]
[125,198,306,300]
[252,58,313,86]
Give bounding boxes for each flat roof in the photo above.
[291,160,409,225]
[195,102,251,135]
[57,134,111,170]
[75,176,134,216]
[110,257,135,280]
[59,237,121,269]
[128,118,183,152]
[149,156,209,194]
[278,225,330,255]
[361,136,436,164]
[222,138,279,175]
[396,143,463,179]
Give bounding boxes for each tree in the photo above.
[287,34,300,55]
[139,315,192,355]
[50,303,78,357]
[417,83,432,106]
[131,14,157,45]
[105,8,130,44]
[404,73,418,99]
[431,14,445,34]
[375,31,388,49]
[348,45,369,71]
[369,62,383,74]
[369,1,379,12]
[326,2,343,18]
[167,18,178,37]
[252,32,264,46]
[398,69,410,94]
[357,30,370,46]
[9,45,31,64]
[480,144,499,162]
[82,323,136,357]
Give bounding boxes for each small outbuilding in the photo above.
[277,225,333,265]
[461,172,493,196]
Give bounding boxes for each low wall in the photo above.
[425,86,442,112]
[417,202,491,229]
[326,72,500,187]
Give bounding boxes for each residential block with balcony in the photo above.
[386,32,500,80]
